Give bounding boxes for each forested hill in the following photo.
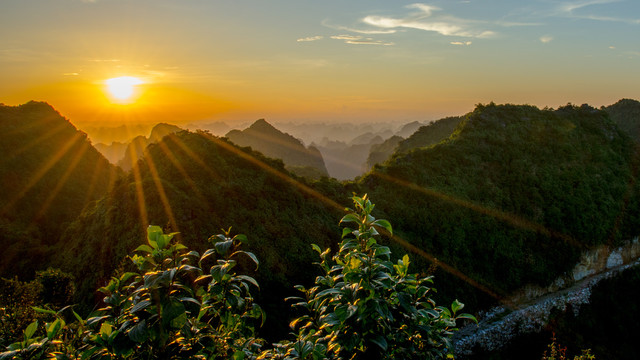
[359,103,640,307]
[365,116,464,169]
[0,101,120,278]
[396,116,464,153]
[225,119,329,178]
[604,98,640,144]
[55,129,346,335]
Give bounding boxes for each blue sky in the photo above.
[1,0,638,124]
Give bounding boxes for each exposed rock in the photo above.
[453,239,640,357]
[607,248,623,268]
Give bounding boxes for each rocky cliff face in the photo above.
[454,238,640,356]
[508,238,640,304]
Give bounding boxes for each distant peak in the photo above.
[249,119,277,131]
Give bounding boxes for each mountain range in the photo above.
[2,99,640,357]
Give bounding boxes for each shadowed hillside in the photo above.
[225,119,328,178]
[0,101,121,278]
[117,123,183,170]
[604,98,640,143]
[56,130,346,337]
[364,117,463,171]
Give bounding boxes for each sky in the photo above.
[1,0,639,126]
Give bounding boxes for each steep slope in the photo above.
[316,140,374,180]
[0,101,121,277]
[225,119,328,178]
[117,123,183,170]
[359,103,640,309]
[364,117,464,171]
[366,135,403,170]
[57,130,346,336]
[396,116,464,153]
[604,98,640,143]
[396,120,424,138]
[94,141,128,164]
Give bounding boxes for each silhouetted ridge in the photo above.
[225,119,328,178]
[396,116,464,153]
[0,101,120,278]
[604,98,640,144]
[117,122,184,170]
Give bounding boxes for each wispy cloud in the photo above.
[297,36,324,42]
[330,35,394,46]
[359,3,497,38]
[450,41,472,46]
[558,0,619,13]
[330,35,362,41]
[322,20,398,34]
[88,58,121,63]
[553,0,639,24]
[540,35,553,43]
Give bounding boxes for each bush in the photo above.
[0,195,473,359]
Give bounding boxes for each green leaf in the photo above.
[370,335,388,351]
[233,234,248,244]
[46,318,64,339]
[236,275,260,289]
[456,313,477,323]
[130,300,152,313]
[170,312,187,329]
[32,307,56,315]
[128,320,148,343]
[451,299,464,315]
[200,248,217,263]
[119,272,138,283]
[147,225,163,248]
[134,244,154,254]
[311,243,322,254]
[341,227,352,239]
[24,321,38,339]
[72,310,84,323]
[340,213,360,224]
[157,234,170,249]
[215,239,234,256]
[100,322,113,337]
[86,315,109,327]
[173,243,188,251]
[231,250,259,269]
[162,298,186,329]
[374,246,391,258]
[372,219,392,234]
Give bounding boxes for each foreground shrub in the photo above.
[1,195,473,359]
[263,194,475,359]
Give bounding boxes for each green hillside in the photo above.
[55,130,346,336]
[360,103,640,306]
[395,116,464,154]
[0,101,121,278]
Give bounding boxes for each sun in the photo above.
[105,76,144,102]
